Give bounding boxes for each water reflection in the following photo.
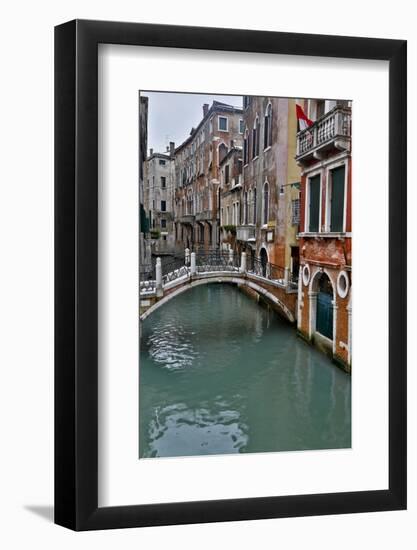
[139,284,351,458]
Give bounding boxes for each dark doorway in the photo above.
[260,248,268,277]
[316,273,333,340]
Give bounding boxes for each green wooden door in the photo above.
[316,292,333,340]
[330,166,345,232]
[309,175,321,232]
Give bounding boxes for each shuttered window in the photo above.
[330,166,345,232]
[308,175,321,232]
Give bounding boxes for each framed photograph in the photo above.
[55,20,406,530]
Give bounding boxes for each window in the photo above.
[308,175,321,232]
[161,200,166,212]
[225,164,230,184]
[243,130,249,165]
[218,116,228,131]
[239,119,245,134]
[161,176,166,188]
[262,182,269,225]
[161,219,167,228]
[252,117,260,159]
[253,188,257,224]
[159,159,166,166]
[219,143,228,164]
[329,165,345,232]
[316,99,325,119]
[264,103,272,149]
[292,199,300,225]
[243,96,251,109]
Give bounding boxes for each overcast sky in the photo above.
[141,91,243,155]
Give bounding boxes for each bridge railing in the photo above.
[161,256,190,285]
[139,266,156,293]
[247,257,286,283]
[195,251,240,273]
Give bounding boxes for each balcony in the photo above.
[179,214,195,224]
[296,106,351,163]
[236,224,256,242]
[195,210,213,222]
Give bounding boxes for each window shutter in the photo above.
[309,175,320,232]
[330,166,345,232]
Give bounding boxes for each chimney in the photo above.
[169,141,175,157]
[203,103,209,116]
[149,148,153,156]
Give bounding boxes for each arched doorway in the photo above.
[260,248,268,277]
[316,273,333,340]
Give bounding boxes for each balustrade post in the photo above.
[190,252,196,276]
[284,267,289,286]
[155,257,163,298]
[185,247,190,266]
[240,252,247,273]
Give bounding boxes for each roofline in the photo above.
[174,102,243,155]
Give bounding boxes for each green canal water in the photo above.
[139,284,351,458]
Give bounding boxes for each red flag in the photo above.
[296,104,313,131]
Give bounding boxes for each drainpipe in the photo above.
[155,257,163,298]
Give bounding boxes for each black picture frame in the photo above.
[55,19,407,531]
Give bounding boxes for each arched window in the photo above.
[252,116,260,159]
[263,181,269,225]
[248,189,252,223]
[218,143,228,164]
[244,191,248,224]
[264,103,272,149]
[243,129,249,165]
[253,188,257,224]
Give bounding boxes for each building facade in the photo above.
[236,96,301,284]
[173,101,244,252]
[139,95,152,272]
[296,99,352,371]
[143,143,176,254]
[219,145,243,251]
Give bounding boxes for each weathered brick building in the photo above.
[144,143,176,254]
[296,99,352,371]
[219,145,243,250]
[236,96,301,282]
[173,101,243,252]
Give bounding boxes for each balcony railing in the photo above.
[296,106,351,161]
[195,210,213,222]
[236,224,256,242]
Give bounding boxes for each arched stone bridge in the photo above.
[140,251,299,323]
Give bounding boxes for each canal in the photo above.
[139,284,351,458]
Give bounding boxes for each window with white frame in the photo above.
[218,116,228,131]
[239,119,245,134]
